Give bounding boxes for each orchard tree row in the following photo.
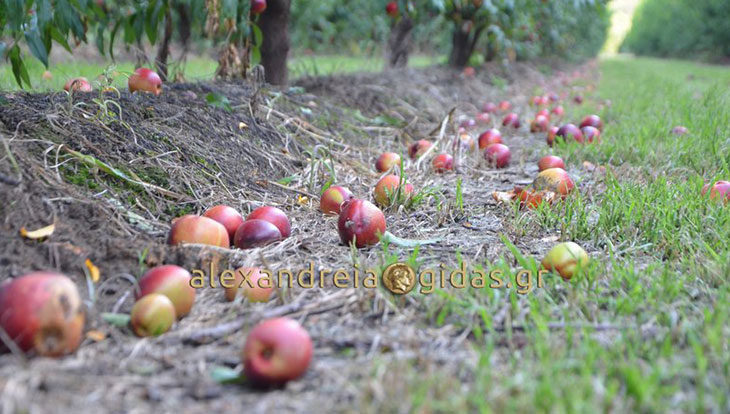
[0,0,609,88]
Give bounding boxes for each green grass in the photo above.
[401,57,730,412]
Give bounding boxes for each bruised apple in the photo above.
[338,199,386,248]
[136,265,195,318]
[432,153,454,173]
[247,206,290,238]
[408,140,432,159]
[375,152,402,172]
[555,124,584,144]
[63,77,92,92]
[203,205,244,242]
[234,219,282,249]
[702,180,730,204]
[541,242,589,280]
[533,167,574,196]
[484,143,511,168]
[579,114,603,131]
[168,215,230,247]
[320,186,354,215]
[242,317,313,386]
[538,155,565,171]
[374,175,413,206]
[128,67,162,95]
[225,267,274,303]
[581,126,601,143]
[0,272,84,357]
[478,128,503,149]
[130,294,176,337]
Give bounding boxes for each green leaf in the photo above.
[25,28,49,67]
[250,45,261,66]
[5,0,24,31]
[210,366,245,384]
[205,92,233,112]
[109,20,122,60]
[36,0,52,29]
[95,25,105,55]
[252,24,263,47]
[49,25,73,53]
[57,0,86,40]
[8,45,31,88]
[101,312,131,327]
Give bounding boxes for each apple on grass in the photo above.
[551,105,564,118]
[546,126,559,146]
[408,140,432,159]
[581,126,601,143]
[702,180,730,204]
[432,153,454,172]
[530,115,549,133]
[247,206,290,238]
[478,128,502,149]
[168,215,230,248]
[541,242,589,280]
[320,186,354,215]
[242,317,313,387]
[131,293,176,337]
[374,175,414,206]
[555,124,584,144]
[0,272,84,357]
[484,143,511,168]
[136,265,195,318]
[203,205,244,243]
[502,113,520,129]
[532,167,574,196]
[375,152,402,172]
[128,68,162,95]
[338,199,386,248]
[538,155,565,171]
[579,114,603,131]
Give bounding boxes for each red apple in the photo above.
[63,77,92,92]
[476,112,491,124]
[0,272,84,356]
[375,152,402,172]
[581,126,601,143]
[483,102,498,113]
[462,67,476,78]
[536,109,550,119]
[408,140,432,159]
[452,133,476,152]
[530,115,549,133]
[338,199,386,248]
[541,242,589,279]
[374,175,413,206]
[533,167,574,196]
[234,219,282,249]
[556,123,584,144]
[478,128,502,149]
[251,0,267,14]
[385,1,398,17]
[551,105,565,118]
[168,215,230,248]
[573,95,584,104]
[225,267,274,303]
[320,186,354,215]
[247,206,290,238]
[128,67,162,96]
[579,114,603,131]
[136,265,195,318]
[546,126,559,146]
[432,153,454,173]
[130,293,176,337]
[538,155,565,171]
[702,180,730,204]
[484,143,511,168]
[203,205,244,243]
[671,126,689,135]
[498,100,511,112]
[242,317,313,386]
[502,113,520,129]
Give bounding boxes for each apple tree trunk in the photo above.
[155,7,174,81]
[385,17,414,69]
[448,25,484,68]
[259,0,291,85]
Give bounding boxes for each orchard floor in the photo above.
[1,57,729,413]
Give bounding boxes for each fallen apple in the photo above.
[462,67,476,78]
[530,115,549,133]
[541,242,589,280]
[551,105,564,118]
[320,186,355,215]
[130,293,176,337]
[498,101,511,112]
[338,199,386,248]
[671,126,689,135]
[702,180,730,204]
[546,126,559,146]
[536,109,550,119]
[128,67,162,96]
[533,167,574,196]
[483,102,498,113]
[251,0,267,14]
[408,140,432,159]
[375,152,402,172]
[374,175,413,206]
[234,219,282,249]
[579,114,603,131]
[548,93,559,103]
[502,113,520,129]
[168,215,230,248]
[538,155,565,171]
[484,143,511,168]
[225,267,274,302]
[452,133,476,152]
[476,112,491,125]
[242,317,313,386]
[63,77,92,92]
[581,126,601,143]
[459,118,477,129]
[555,123,584,144]
[136,265,195,318]
[203,205,244,243]
[478,128,503,149]
[247,206,291,238]
[573,95,584,104]
[432,153,454,173]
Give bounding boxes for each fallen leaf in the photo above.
[19,223,55,240]
[86,330,107,342]
[85,259,100,283]
[238,121,248,130]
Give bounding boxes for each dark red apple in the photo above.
[538,155,565,171]
[203,205,244,243]
[408,140,432,159]
[251,0,267,14]
[556,123,584,144]
[131,293,176,337]
[320,186,354,215]
[478,128,502,149]
[247,206,290,238]
[242,317,313,386]
[385,1,398,17]
[63,77,92,92]
[484,143,511,168]
[234,219,282,249]
[225,267,274,303]
[579,114,603,131]
[338,199,386,248]
[128,67,162,96]
[375,152,402,172]
[432,153,454,173]
[502,113,520,129]
[483,102,498,113]
[581,126,601,143]
[0,272,84,356]
[168,215,230,248]
[136,265,195,318]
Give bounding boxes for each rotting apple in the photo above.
[546,126,559,146]
[579,114,603,131]
[168,215,230,248]
[556,123,584,144]
[541,242,589,280]
[242,317,313,386]
[63,77,92,92]
[374,175,413,206]
[338,199,386,248]
[484,143,511,168]
[408,140,432,159]
[130,293,176,337]
[247,206,290,238]
[538,155,565,171]
[530,115,549,133]
[320,186,355,215]
[483,102,498,113]
[533,167,574,196]
[581,126,601,143]
[203,205,244,243]
[128,67,162,95]
[234,219,282,249]
[0,272,84,357]
[251,0,267,14]
[702,180,730,204]
[375,152,402,172]
[136,265,195,318]
[225,267,274,303]
[432,153,454,173]
[478,128,503,149]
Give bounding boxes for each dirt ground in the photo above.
[0,60,603,413]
